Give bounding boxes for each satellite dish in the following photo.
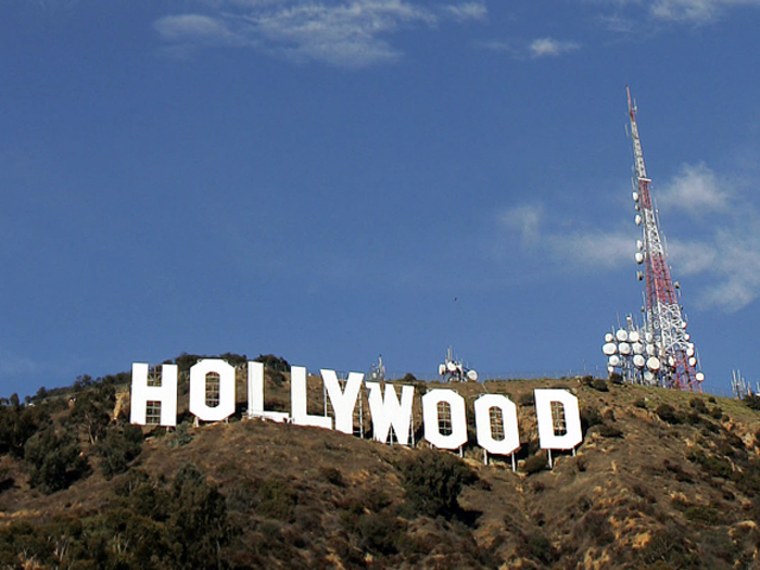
[604,333,614,343]
[646,357,661,371]
[635,252,644,264]
[695,372,705,382]
[446,361,457,372]
[636,239,643,251]
[646,344,656,356]
[684,333,691,341]
[629,330,640,343]
[607,365,615,374]
[619,342,632,355]
[645,332,654,343]
[632,191,639,202]
[602,343,618,356]
[466,369,478,382]
[635,214,642,226]
[668,356,675,367]
[609,355,621,367]
[632,342,644,354]
[686,346,695,357]
[688,357,697,367]
[616,329,628,342]
[643,370,655,382]
[438,364,446,376]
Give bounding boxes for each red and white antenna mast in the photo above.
[626,86,704,391]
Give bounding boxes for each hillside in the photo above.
[1,360,760,569]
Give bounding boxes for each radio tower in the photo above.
[626,86,704,391]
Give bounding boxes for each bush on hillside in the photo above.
[95,423,143,478]
[523,452,548,475]
[24,427,88,493]
[656,404,682,425]
[743,394,760,411]
[400,450,474,520]
[254,354,290,372]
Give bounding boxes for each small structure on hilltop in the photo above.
[368,354,386,382]
[438,347,478,382]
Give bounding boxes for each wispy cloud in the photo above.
[529,37,580,58]
[594,0,760,25]
[498,204,631,267]
[499,204,544,245]
[477,36,580,60]
[154,14,243,45]
[444,2,488,22]
[154,1,488,68]
[498,160,760,313]
[656,162,730,216]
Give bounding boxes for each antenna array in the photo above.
[602,88,704,390]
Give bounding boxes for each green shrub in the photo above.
[689,398,708,414]
[688,451,732,479]
[521,532,556,564]
[523,453,548,475]
[254,478,298,522]
[0,399,50,458]
[580,406,603,431]
[24,427,88,493]
[254,354,290,372]
[683,505,723,526]
[400,450,474,519]
[598,424,623,438]
[95,423,143,478]
[655,404,682,425]
[590,379,609,392]
[169,464,230,569]
[518,393,534,406]
[743,395,760,410]
[357,511,403,556]
[320,466,345,487]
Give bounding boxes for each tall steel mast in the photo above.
[626,86,703,391]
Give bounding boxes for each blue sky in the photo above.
[2,0,759,397]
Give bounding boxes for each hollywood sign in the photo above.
[130,359,583,457]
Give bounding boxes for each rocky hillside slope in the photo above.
[1,359,759,569]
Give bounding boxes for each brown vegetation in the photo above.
[0,360,759,568]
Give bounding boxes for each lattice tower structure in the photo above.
[626,87,702,391]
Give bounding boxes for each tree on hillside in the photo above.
[95,422,143,478]
[169,464,230,570]
[24,426,88,493]
[0,396,51,458]
[69,383,115,444]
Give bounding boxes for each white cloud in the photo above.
[499,205,631,266]
[688,228,760,312]
[444,2,488,22]
[594,0,760,24]
[666,238,717,275]
[154,14,239,43]
[657,162,731,216]
[499,204,543,245]
[529,37,580,58]
[154,1,488,68]
[650,0,721,22]
[546,231,632,268]
[499,164,760,313]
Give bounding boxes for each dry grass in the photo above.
[1,373,760,568]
